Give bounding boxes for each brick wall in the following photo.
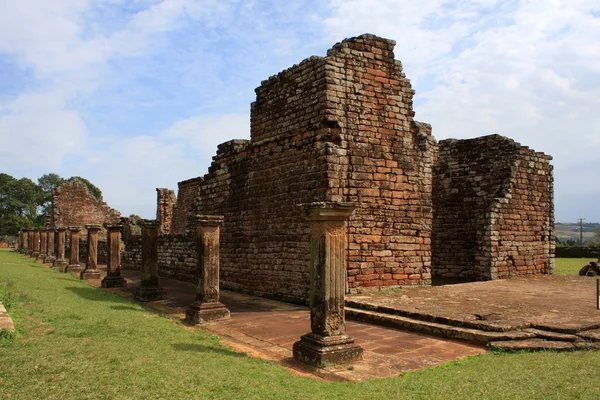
[52,179,122,237]
[432,135,553,280]
[324,36,435,290]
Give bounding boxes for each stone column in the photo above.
[293,202,363,367]
[31,229,41,258]
[37,229,47,261]
[24,229,32,255]
[66,227,83,272]
[19,230,26,253]
[101,224,127,288]
[44,228,56,264]
[185,215,230,324]
[133,220,166,301]
[81,224,102,280]
[53,227,68,267]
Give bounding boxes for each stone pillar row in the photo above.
[17,204,360,368]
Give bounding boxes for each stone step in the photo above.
[345,307,535,344]
[523,328,582,342]
[345,299,521,332]
[576,330,600,342]
[489,339,576,352]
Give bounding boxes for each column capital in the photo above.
[299,202,357,221]
[85,224,102,231]
[68,226,82,232]
[104,223,123,231]
[55,226,67,232]
[194,215,224,227]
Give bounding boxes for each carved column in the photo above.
[37,228,47,261]
[133,220,166,301]
[101,224,127,288]
[81,224,102,280]
[66,227,83,272]
[185,215,230,324]
[53,227,68,267]
[31,229,41,258]
[44,228,56,264]
[293,202,363,367]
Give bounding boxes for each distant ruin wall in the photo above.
[432,135,553,280]
[170,178,201,234]
[52,179,122,237]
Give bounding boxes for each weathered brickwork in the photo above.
[52,179,122,237]
[432,135,554,280]
[163,34,435,302]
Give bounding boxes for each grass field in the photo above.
[1,250,600,399]
[554,258,597,275]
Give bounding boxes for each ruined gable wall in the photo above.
[52,179,122,237]
[432,135,553,280]
[323,35,434,290]
[489,148,554,277]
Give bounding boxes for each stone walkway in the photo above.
[53,261,485,381]
[346,275,600,350]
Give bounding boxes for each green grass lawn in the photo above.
[554,258,597,275]
[1,249,600,399]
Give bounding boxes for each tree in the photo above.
[0,174,40,236]
[68,176,102,200]
[37,173,65,216]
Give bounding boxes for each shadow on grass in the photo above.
[171,343,246,358]
[65,286,129,303]
[110,305,142,312]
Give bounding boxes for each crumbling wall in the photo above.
[432,135,553,280]
[52,179,121,237]
[170,178,201,234]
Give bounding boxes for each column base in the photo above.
[185,302,230,325]
[36,253,47,261]
[65,264,84,273]
[53,259,68,267]
[43,256,56,264]
[31,252,40,258]
[101,275,127,288]
[293,333,363,367]
[133,286,166,302]
[80,269,102,280]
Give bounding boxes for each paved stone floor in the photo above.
[348,275,600,333]
[55,262,485,381]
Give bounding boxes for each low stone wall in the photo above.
[556,246,600,259]
[122,234,197,284]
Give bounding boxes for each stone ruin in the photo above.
[579,260,600,276]
[113,34,554,303]
[43,34,554,304]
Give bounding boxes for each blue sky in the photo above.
[0,0,598,222]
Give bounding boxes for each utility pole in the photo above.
[578,218,585,245]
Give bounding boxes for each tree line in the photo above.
[0,173,102,238]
